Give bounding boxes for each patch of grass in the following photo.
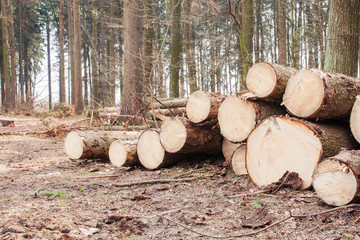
[203,163,210,168]
[41,190,65,200]
[251,199,264,208]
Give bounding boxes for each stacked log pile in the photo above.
[64,63,360,207]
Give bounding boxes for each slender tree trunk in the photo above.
[99,0,106,106]
[276,0,286,65]
[0,4,4,107]
[83,44,89,106]
[59,0,66,103]
[255,0,260,61]
[144,0,154,97]
[91,0,99,107]
[209,9,215,92]
[6,0,15,111]
[73,0,83,113]
[184,0,197,93]
[67,0,74,104]
[169,0,181,98]
[108,0,116,106]
[24,42,30,106]
[121,0,144,115]
[46,19,52,111]
[324,0,360,77]
[1,0,10,111]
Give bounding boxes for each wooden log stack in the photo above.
[63,62,360,207]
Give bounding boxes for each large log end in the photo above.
[246,62,277,98]
[186,90,211,123]
[137,130,165,170]
[109,140,128,167]
[160,118,187,153]
[231,144,247,175]
[64,131,84,160]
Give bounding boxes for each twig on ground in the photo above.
[228,189,272,198]
[113,178,197,188]
[74,174,123,179]
[155,204,360,239]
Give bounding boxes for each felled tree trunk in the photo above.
[64,131,141,160]
[246,62,296,100]
[246,116,357,190]
[137,129,187,170]
[283,68,360,119]
[186,90,227,123]
[313,149,360,206]
[231,144,247,175]
[222,138,243,166]
[159,117,222,154]
[109,139,138,167]
[218,95,286,142]
[153,98,187,109]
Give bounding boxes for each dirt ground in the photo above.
[0,115,360,240]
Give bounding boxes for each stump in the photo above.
[313,149,360,206]
[283,68,360,119]
[231,144,247,175]
[246,116,357,190]
[222,138,243,166]
[64,131,141,160]
[137,129,186,169]
[186,90,227,123]
[109,139,138,167]
[160,117,222,154]
[246,62,296,100]
[218,95,285,142]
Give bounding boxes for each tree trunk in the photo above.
[283,68,360,119]
[137,129,189,170]
[218,95,286,142]
[159,117,222,154]
[276,0,286,65]
[91,0,99,107]
[6,0,15,111]
[73,0,83,113]
[246,116,358,190]
[169,0,181,98]
[99,0,106,106]
[46,19,52,111]
[108,0,116,106]
[186,90,228,123]
[109,139,139,167]
[59,0,66,103]
[246,62,296,100]
[1,0,10,112]
[144,0,154,96]
[64,130,141,160]
[324,0,360,77]
[184,0,197,93]
[0,7,4,106]
[241,0,254,77]
[209,7,215,92]
[153,98,187,109]
[231,144,247,175]
[83,44,89,106]
[313,149,360,206]
[68,0,74,104]
[222,138,243,166]
[121,0,144,115]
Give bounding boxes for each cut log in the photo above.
[64,131,141,160]
[282,68,360,119]
[246,62,296,100]
[350,95,360,144]
[246,116,358,190]
[160,117,222,154]
[222,138,243,166]
[153,98,187,109]
[137,129,186,169]
[109,139,138,167]
[231,144,247,175]
[313,149,360,206]
[186,90,227,123]
[218,95,286,142]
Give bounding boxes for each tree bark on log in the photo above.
[137,129,188,169]
[160,117,222,154]
[109,139,139,167]
[246,116,358,190]
[231,144,247,175]
[246,62,296,100]
[222,138,243,166]
[283,68,360,119]
[218,95,286,142]
[313,149,360,206]
[64,131,141,160]
[153,98,187,109]
[186,90,228,123]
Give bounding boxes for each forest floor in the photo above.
[0,115,360,240]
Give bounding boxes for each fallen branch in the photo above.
[155,204,360,239]
[113,178,197,188]
[74,174,123,179]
